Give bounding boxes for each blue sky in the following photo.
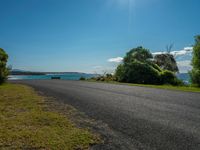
[0,0,199,73]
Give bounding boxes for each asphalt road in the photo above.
[12,80,200,150]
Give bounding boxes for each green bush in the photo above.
[115,47,162,85]
[116,61,161,84]
[79,77,86,80]
[190,35,200,86]
[124,46,153,63]
[148,61,162,72]
[154,54,179,73]
[115,64,126,82]
[93,74,116,82]
[161,70,183,86]
[0,48,9,84]
[114,46,182,86]
[190,69,200,87]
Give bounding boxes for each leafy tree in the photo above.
[115,46,182,85]
[160,70,183,85]
[154,54,179,73]
[79,77,86,80]
[115,47,161,84]
[0,48,9,84]
[115,64,126,82]
[190,35,200,86]
[123,61,161,84]
[123,46,153,64]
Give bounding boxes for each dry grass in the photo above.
[0,83,97,150]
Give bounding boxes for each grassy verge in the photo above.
[86,80,200,93]
[0,83,98,149]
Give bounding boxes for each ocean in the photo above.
[177,73,190,84]
[8,73,96,80]
[9,73,190,83]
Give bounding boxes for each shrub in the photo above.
[189,69,200,87]
[0,48,9,84]
[115,64,126,82]
[116,61,161,84]
[79,77,86,80]
[154,53,179,73]
[124,46,153,63]
[190,35,200,86]
[161,70,183,85]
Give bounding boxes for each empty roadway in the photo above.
[12,80,200,150]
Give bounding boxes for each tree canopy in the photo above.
[123,46,153,64]
[115,46,181,85]
[154,53,179,73]
[0,48,9,84]
[190,35,200,86]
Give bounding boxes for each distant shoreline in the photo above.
[10,70,97,76]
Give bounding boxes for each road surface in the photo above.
[12,80,200,150]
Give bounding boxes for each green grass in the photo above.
[0,83,97,150]
[87,80,200,93]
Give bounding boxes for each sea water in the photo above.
[8,73,96,80]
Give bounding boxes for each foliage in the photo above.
[123,46,153,63]
[154,53,179,73]
[115,46,181,85]
[147,61,162,72]
[79,77,86,80]
[115,47,160,84]
[190,68,200,86]
[94,73,116,82]
[190,35,200,86]
[115,64,126,82]
[160,70,183,85]
[0,48,9,84]
[119,61,161,84]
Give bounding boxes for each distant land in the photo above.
[177,73,190,83]
[10,69,190,83]
[10,69,95,76]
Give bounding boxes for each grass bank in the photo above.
[87,80,200,93]
[0,83,98,149]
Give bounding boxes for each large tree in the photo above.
[190,35,200,86]
[115,46,181,85]
[115,47,161,84]
[0,48,9,84]
[123,46,153,64]
[154,53,179,73]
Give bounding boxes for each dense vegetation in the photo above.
[0,48,9,84]
[115,46,181,85]
[190,35,200,87]
[88,46,182,86]
[154,53,179,73]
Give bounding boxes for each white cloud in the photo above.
[152,47,193,57]
[177,60,192,73]
[171,47,193,57]
[108,57,123,63]
[108,47,193,72]
[152,52,164,55]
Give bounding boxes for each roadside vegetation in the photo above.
[0,48,9,84]
[190,35,200,87]
[0,84,97,149]
[87,80,200,92]
[86,35,200,92]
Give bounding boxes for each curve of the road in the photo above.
[11,80,200,150]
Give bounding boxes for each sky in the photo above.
[0,0,200,73]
